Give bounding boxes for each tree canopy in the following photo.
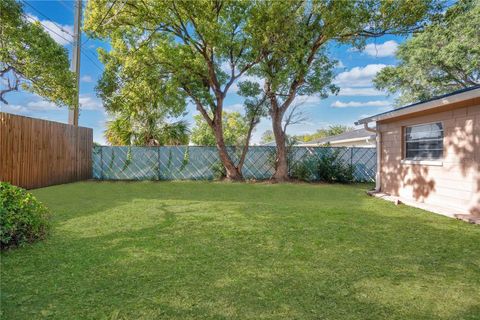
[84,0,443,180]
[260,130,274,144]
[295,125,352,143]
[0,0,75,105]
[104,110,189,146]
[190,112,249,146]
[95,37,189,146]
[374,0,480,105]
[84,0,265,180]
[241,0,442,180]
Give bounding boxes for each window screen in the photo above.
[405,122,443,160]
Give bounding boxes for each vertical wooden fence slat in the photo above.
[0,112,93,189]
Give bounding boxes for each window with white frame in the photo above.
[404,122,443,160]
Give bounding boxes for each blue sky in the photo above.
[1,1,404,144]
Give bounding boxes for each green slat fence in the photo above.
[92,146,376,182]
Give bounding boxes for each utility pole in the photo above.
[68,0,82,126]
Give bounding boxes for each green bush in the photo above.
[290,156,318,182]
[289,149,354,183]
[317,150,354,183]
[0,182,51,250]
[211,161,226,180]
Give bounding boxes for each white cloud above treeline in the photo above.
[363,40,398,57]
[1,94,104,115]
[337,87,384,96]
[335,64,389,87]
[80,75,94,83]
[331,100,391,108]
[0,104,28,115]
[79,95,104,110]
[350,40,399,57]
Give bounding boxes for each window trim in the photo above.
[400,159,443,166]
[403,121,444,162]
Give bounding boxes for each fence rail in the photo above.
[0,112,93,189]
[93,146,376,182]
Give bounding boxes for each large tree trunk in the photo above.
[271,109,289,182]
[212,116,243,181]
[194,95,244,181]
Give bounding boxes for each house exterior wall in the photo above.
[378,101,480,216]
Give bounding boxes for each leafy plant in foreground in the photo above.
[0,182,50,250]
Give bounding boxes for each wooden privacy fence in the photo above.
[93,145,376,182]
[0,112,93,189]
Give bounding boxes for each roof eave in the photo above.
[299,135,375,146]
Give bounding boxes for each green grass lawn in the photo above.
[1,181,479,319]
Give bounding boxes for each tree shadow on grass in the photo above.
[2,182,479,319]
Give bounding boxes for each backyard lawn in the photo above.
[1,181,479,320]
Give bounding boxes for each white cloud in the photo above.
[363,40,398,57]
[80,75,94,83]
[338,87,384,96]
[336,60,345,68]
[79,94,104,110]
[224,103,244,113]
[0,104,29,115]
[335,64,389,87]
[294,95,322,106]
[27,100,57,110]
[331,100,391,108]
[25,14,73,46]
[2,95,103,114]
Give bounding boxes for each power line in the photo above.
[58,0,74,13]
[21,12,73,45]
[82,50,103,71]
[21,1,104,74]
[20,4,103,71]
[20,0,74,37]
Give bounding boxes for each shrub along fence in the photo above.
[92,146,376,182]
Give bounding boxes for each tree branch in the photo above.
[237,95,267,171]
[283,104,307,133]
[0,71,20,104]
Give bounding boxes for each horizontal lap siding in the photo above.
[378,100,480,215]
[0,112,93,189]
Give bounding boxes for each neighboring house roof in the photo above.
[260,140,277,146]
[298,128,375,146]
[356,85,480,125]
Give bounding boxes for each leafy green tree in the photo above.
[327,125,351,137]
[260,130,274,144]
[0,0,75,105]
[105,114,132,146]
[190,112,249,146]
[296,125,352,143]
[84,0,264,180]
[246,0,442,181]
[95,32,189,146]
[374,0,480,106]
[105,110,189,146]
[85,0,440,181]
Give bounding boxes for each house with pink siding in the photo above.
[356,86,480,220]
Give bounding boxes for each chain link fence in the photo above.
[92,146,376,182]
